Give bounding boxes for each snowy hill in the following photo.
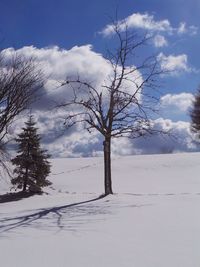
[0,153,200,267]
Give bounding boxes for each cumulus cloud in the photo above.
[2,45,113,108]
[157,52,192,74]
[3,45,143,108]
[100,12,198,48]
[101,12,198,37]
[45,128,103,158]
[101,13,172,36]
[2,45,113,157]
[153,34,168,47]
[131,118,198,154]
[160,93,194,113]
[8,111,199,157]
[2,45,199,158]
[2,45,144,157]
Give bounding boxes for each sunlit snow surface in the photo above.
[0,153,200,267]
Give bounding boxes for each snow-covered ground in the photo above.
[1,153,200,267]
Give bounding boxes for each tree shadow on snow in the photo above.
[0,195,109,235]
[0,191,37,203]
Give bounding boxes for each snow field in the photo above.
[0,153,200,267]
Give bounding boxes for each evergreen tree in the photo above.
[191,88,200,135]
[11,116,51,192]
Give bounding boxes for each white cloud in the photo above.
[160,93,194,112]
[101,13,172,36]
[2,45,113,157]
[8,111,198,157]
[153,34,168,47]
[157,52,192,73]
[131,118,198,154]
[177,22,198,35]
[2,45,144,157]
[100,12,198,48]
[40,116,198,157]
[2,46,199,158]
[3,45,143,105]
[101,12,198,37]
[177,22,187,34]
[3,45,112,85]
[2,45,116,111]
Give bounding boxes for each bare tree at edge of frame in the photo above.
[57,23,165,196]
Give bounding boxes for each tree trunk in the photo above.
[103,137,113,195]
[23,142,30,192]
[23,166,28,192]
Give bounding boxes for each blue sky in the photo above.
[1,0,199,97]
[1,0,200,156]
[0,0,199,48]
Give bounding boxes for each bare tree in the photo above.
[0,51,43,170]
[57,23,163,195]
[0,52,43,140]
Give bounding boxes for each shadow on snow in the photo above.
[0,194,109,235]
[0,191,37,203]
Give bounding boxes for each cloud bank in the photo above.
[131,118,198,155]
[1,45,198,157]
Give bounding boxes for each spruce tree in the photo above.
[191,88,200,135]
[11,116,51,193]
